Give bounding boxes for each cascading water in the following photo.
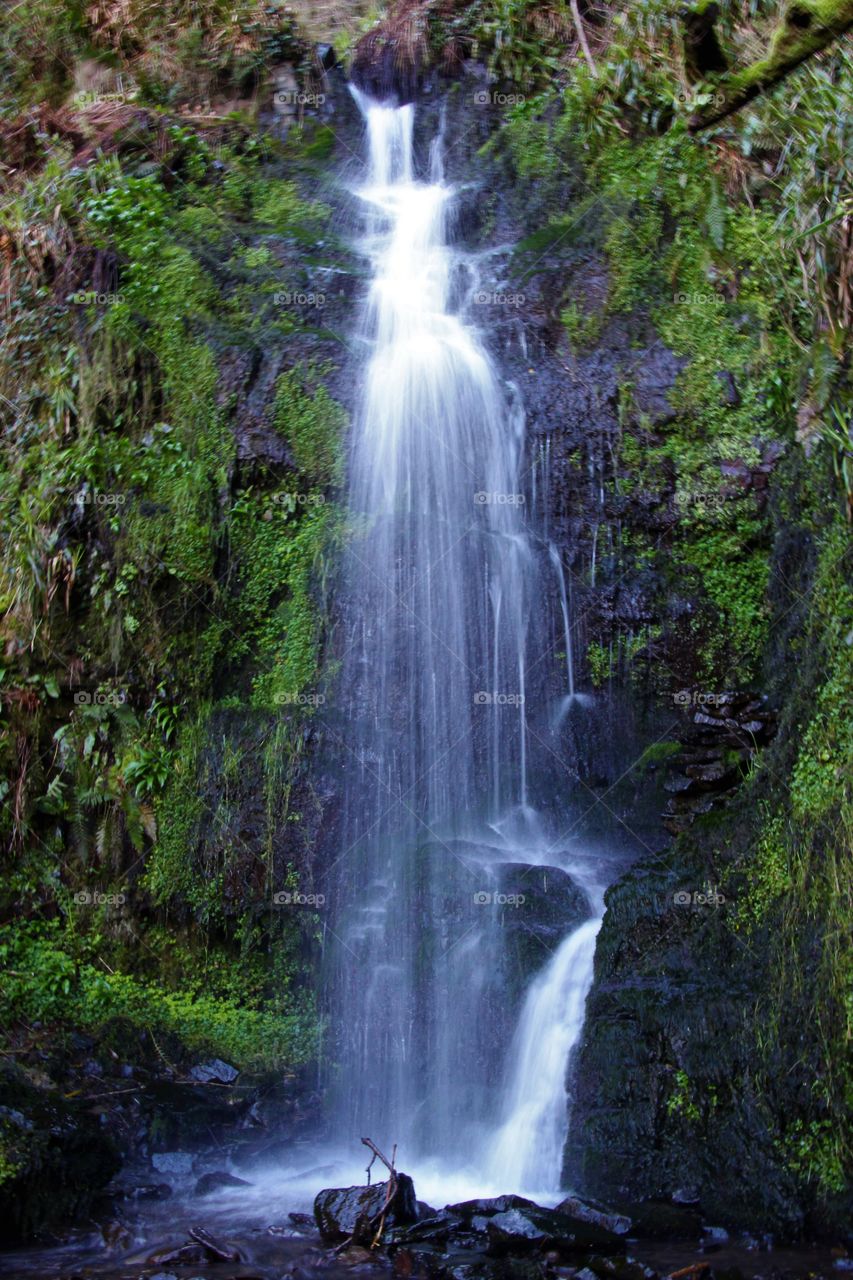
[486,916,602,1192]
[325,94,603,1196]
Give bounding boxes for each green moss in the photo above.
[604,205,664,313]
[228,495,336,709]
[637,740,682,769]
[790,527,853,822]
[681,529,771,679]
[723,516,853,1197]
[733,814,796,930]
[273,365,346,487]
[586,641,612,688]
[252,179,330,238]
[666,1068,703,1123]
[561,300,604,350]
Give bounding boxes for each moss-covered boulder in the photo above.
[0,1066,121,1243]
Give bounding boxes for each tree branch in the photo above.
[570,0,598,77]
[688,0,853,132]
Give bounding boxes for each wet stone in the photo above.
[194,1169,252,1195]
[315,1174,419,1243]
[189,1058,240,1084]
[447,1196,537,1219]
[151,1150,194,1176]
[485,1206,627,1256]
[555,1197,632,1237]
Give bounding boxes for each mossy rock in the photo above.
[0,1066,121,1243]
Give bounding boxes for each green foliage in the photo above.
[456,0,570,85]
[0,115,339,1081]
[778,1117,847,1196]
[680,530,770,679]
[790,526,853,822]
[725,518,853,1196]
[252,179,330,237]
[143,713,209,911]
[0,0,307,115]
[733,813,795,930]
[0,920,315,1071]
[0,0,82,111]
[586,641,612,688]
[229,496,335,709]
[273,365,346,487]
[561,300,603,350]
[666,1068,702,1123]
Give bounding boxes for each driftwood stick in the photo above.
[370,1141,397,1248]
[334,1138,399,1254]
[361,1136,395,1172]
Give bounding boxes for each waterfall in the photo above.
[325,94,601,1194]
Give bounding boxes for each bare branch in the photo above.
[570,0,598,77]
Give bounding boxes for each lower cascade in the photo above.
[486,915,603,1193]
[325,93,605,1194]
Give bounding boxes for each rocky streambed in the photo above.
[2,1161,850,1280]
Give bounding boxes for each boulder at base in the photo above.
[485,1204,630,1255]
[315,1173,418,1243]
[0,1067,120,1243]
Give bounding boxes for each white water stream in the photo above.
[325,93,605,1199]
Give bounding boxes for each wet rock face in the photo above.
[662,692,777,833]
[492,863,591,1003]
[563,848,808,1235]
